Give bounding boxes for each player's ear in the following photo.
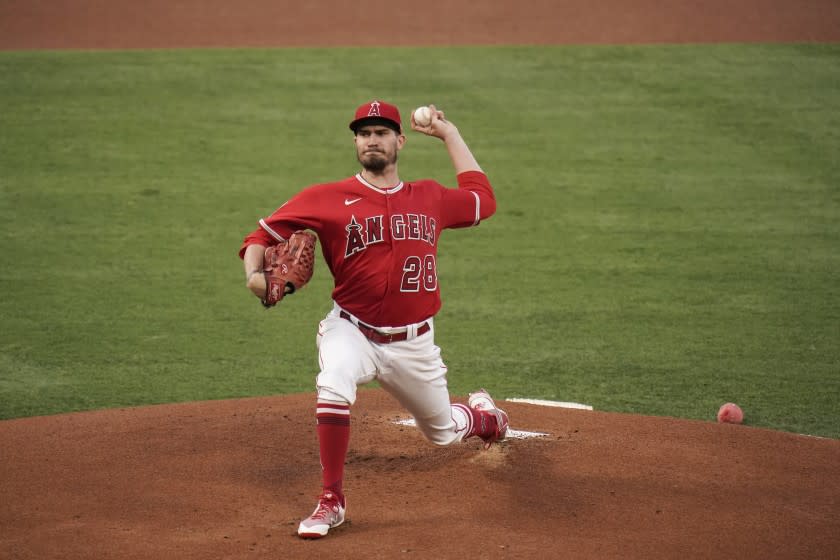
[397,132,406,150]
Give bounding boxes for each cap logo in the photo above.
[367,101,381,117]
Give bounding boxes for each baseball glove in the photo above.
[261,230,317,308]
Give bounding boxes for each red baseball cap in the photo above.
[349,100,402,133]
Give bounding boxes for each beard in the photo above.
[358,149,397,173]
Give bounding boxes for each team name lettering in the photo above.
[366,216,384,244]
[345,216,366,257]
[345,213,436,258]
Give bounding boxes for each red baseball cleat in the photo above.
[468,388,510,449]
[297,491,346,538]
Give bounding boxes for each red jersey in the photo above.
[239,170,496,327]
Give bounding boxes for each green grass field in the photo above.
[1,44,838,438]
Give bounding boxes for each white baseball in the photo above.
[413,106,432,127]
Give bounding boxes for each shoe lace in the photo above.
[311,492,340,520]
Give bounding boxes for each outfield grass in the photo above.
[1,44,838,437]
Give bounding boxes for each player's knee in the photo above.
[316,371,357,405]
[426,432,461,447]
[428,434,459,446]
[416,423,461,447]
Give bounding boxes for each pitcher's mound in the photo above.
[1,389,838,559]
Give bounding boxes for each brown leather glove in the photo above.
[261,231,316,307]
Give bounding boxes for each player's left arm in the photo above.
[243,243,268,298]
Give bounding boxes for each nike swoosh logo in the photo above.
[345,197,362,206]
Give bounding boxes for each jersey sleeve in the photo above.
[238,185,325,259]
[439,171,497,229]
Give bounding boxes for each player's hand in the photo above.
[411,104,458,141]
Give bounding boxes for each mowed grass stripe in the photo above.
[1,44,838,437]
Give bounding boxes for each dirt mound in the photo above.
[1,389,838,559]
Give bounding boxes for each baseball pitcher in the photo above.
[238,100,508,538]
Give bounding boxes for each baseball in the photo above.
[717,402,744,424]
[413,106,432,127]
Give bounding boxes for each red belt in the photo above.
[340,311,430,344]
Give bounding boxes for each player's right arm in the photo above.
[411,104,482,174]
[410,105,496,227]
[441,124,482,175]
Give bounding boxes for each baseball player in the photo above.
[238,100,508,539]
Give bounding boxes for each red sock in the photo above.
[316,401,350,504]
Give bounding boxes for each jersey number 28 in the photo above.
[401,255,437,292]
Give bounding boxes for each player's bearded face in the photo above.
[355,127,403,172]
